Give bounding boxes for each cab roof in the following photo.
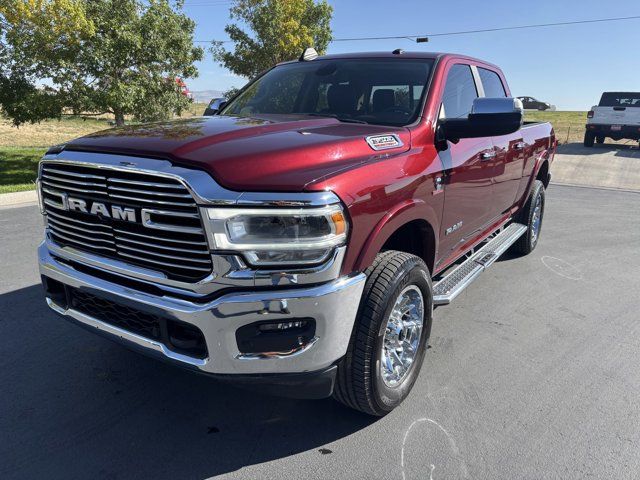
[277,51,499,70]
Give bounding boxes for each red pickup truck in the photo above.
[37,51,555,415]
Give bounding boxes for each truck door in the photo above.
[436,63,496,265]
[477,67,526,214]
[491,129,526,214]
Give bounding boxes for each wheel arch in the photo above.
[536,158,550,188]
[353,199,439,274]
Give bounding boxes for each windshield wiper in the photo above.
[301,113,369,124]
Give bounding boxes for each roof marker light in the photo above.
[299,47,318,61]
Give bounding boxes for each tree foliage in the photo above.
[0,0,203,126]
[211,0,333,79]
[0,0,93,124]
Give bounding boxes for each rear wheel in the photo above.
[333,251,432,416]
[584,131,595,147]
[512,180,545,255]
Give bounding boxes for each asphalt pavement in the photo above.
[1,184,639,480]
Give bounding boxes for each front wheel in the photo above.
[333,251,433,416]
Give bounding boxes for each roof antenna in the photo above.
[299,47,319,61]
[392,48,404,55]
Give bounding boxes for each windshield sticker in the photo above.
[366,134,403,151]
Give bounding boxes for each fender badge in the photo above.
[365,134,403,151]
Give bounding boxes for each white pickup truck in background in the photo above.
[585,92,640,147]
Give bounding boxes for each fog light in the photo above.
[236,319,316,355]
[258,320,308,332]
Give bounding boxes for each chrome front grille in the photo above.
[40,162,213,282]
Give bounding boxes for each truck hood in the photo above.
[65,115,411,191]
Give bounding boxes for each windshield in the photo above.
[599,92,640,107]
[221,58,434,126]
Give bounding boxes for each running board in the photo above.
[433,223,527,306]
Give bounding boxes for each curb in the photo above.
[0,189,38,209]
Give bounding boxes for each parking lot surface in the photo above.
[553,142,640,190]
[1,184,639,480]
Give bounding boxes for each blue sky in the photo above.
[184,0,640,110]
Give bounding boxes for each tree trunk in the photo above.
[114,110,125,127]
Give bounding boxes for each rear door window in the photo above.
[478,68,507,98]
[441,64,478,119]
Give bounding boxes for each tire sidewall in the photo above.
[584,132,595,147]
[527,182,545,250]
[371,262,432,413]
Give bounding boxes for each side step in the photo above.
[433,223,527,306]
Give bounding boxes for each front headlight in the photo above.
[204,205,348,267]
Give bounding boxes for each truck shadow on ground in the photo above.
[0,284,376,480]
[557,142,640,158]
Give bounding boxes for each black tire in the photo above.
[584,131,595,147]
[512,180,545,255]
[333,251,433,416]
[596,136,605,144]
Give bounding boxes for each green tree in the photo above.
[0,0,203,126]
[211,0,333,79]
[0,0,93,125]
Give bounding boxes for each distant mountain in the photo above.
[191,90,225,103]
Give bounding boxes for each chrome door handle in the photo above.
[480,151,496,161]
[513,142,526,150]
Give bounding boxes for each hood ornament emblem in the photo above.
[366,134,403,151]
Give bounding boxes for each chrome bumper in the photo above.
[38,243,365,375]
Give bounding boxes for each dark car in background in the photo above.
[518,96,551,111]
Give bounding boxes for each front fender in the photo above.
[353,198,440,273]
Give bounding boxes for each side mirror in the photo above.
[438,97,523,143]
[203,98,227,116]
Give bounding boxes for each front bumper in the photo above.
[39,243,365,381]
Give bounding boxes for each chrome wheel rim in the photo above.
[380,285,424,387]
[531,194,543,244]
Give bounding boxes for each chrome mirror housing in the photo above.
[439,97,524,143]
[471,97,523,115]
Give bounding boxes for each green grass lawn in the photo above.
[0,147,47,193]
[0,106,207,194]
[524,110,587,144]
